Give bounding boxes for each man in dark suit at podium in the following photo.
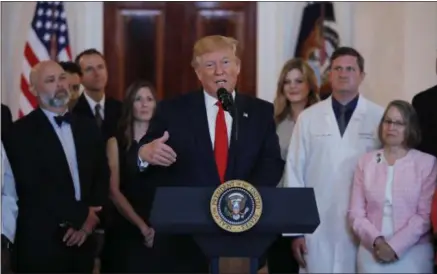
[137,35,284,273]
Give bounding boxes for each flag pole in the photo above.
[49,4,58,61]
[319,2,326,66]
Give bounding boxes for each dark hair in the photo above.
[378,100,421,149]
[74,48,104,66]
[329,47,365,72]
[118,80,157,150]
[59,61,82,77]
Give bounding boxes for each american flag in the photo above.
[19,1,72,117]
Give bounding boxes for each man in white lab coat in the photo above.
[283,47,384,273]
[1,141,18,274]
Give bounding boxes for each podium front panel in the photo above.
[150,187,319,234]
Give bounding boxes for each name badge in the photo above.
[358,132,374,139]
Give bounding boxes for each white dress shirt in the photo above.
[41,108,82,201]
[84,91,105,119]
[139,90,235,169]
[1,141,18,243]
[204,90,234,147]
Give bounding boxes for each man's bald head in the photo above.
[29,61,62,89]
[29,60,70,109]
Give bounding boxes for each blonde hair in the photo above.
[191,35,239,68]
[273,58,319,124]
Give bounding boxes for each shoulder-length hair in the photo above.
[117,80,157,151]
[273,58,319,124]
[378,100,421,149]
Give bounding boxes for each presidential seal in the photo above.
[210,180,263,233]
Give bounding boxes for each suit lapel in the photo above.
[225,93,248,181]
[189,91,219,181]
[34,109,75,191]
[189,91,249,184]
[74,94,94,118]
[69,115,87,195]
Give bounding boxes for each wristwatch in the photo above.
[1,234,12,251]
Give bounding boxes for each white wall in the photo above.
[353,2,437,107]
[2,2,437,119]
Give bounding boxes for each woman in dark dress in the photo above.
[100,80,158,273]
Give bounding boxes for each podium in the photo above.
[150,187,319,274]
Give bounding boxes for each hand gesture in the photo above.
[139,131,177,166]
[291,236,307,268]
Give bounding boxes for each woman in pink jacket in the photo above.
[348,100,437,273]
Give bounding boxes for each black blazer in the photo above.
[72,93,122,141]
[3,108,110,247]
[2,104,13,140]
[139,90,284,188]
[412,85,437,157]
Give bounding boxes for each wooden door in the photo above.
[103,1,257,101]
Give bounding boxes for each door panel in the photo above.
[104,1,257,100]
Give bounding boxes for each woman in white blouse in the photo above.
[267,58,319,274]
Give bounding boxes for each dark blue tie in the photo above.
[339,105,347,136]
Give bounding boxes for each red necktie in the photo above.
[214,101,228,184]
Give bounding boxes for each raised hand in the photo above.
[138,131,177,166]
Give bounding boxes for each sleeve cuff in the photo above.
[366,229,383,250]
[138,156,149,171]
[282,233,303,237]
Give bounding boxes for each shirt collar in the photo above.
[332,94,359,112]
[40,107,69,126]
[83,91,105,112]
[203,89,236,108]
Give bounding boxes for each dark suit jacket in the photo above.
[412,85,437,157]
[72,93,122,141]
[3,108,110,253]
[137,90,283,271]
[2,104,13,140]
[139,90,284,188]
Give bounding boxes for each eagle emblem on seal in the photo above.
[225,192,250,221]
[210,180,263,233]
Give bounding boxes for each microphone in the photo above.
[217,88,234,113]
[216,88,238,141]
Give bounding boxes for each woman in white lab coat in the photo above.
[267,58,319,274]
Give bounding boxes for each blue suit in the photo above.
[138,90,284,273]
